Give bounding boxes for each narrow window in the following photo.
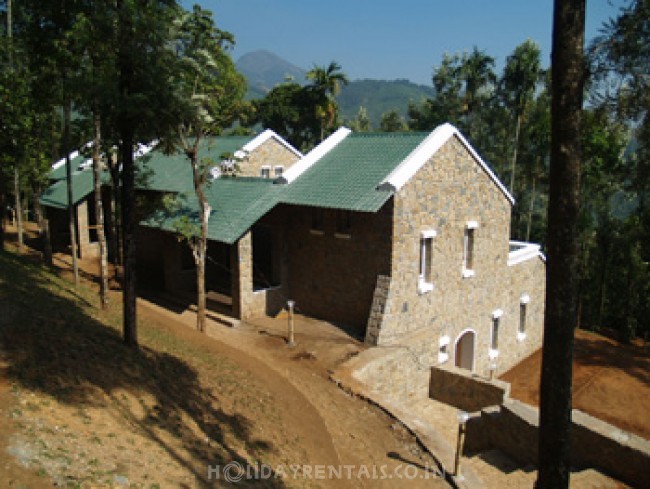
[418,229,436,293]
[335,210,352,238]
[491,317,500,350]
[519,294,530,340]
[491,309,503,355]
[260,165,271,178]
[310,208,324,234]
[463,221,478,278]
[274,165,284,178]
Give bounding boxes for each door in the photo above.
[455,330,476,371]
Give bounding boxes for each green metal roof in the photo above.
[142,132,430,243]
[141,177,284,244]
[282,132,428,212]
[136,136,254,193]
[49,154,87,182]
[40,168,110,209]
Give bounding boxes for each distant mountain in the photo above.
[236,50,434,127]
[236,50,307,98]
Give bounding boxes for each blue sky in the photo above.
[187,0,626,85]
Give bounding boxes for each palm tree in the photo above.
[501,39,543,193]
[306,61,349,140]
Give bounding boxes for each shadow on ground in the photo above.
[0,250,285,487]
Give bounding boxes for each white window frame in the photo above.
[518,294,530,341]
[462,221,478,278]
[274,165,284,178]
[438,335,450,364]
[260,165,271,178]
[489,308,502,359]
[418,229,436,294]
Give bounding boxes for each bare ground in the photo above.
[0,228,449,488]
[500,328,650,440]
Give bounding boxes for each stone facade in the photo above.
[364,135,545,376]
[239,138,301,178]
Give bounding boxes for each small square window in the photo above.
[310,208,324,235]
[260,166,271,178]
[335,210,352,238]
[274,165,284,178]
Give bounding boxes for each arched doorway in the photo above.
[455,329,476,371]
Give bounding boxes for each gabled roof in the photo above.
[281,131,429,212]
[49,152,86,182]
[379,123,515,205]
[242,129,303,158]
[142,177,284,244]
[40,168,110,209]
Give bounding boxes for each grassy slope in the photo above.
[0,250,303,487]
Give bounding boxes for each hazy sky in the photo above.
[186,1,626,85]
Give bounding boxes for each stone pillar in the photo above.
[231,231,254,320]
[365,274,392,345]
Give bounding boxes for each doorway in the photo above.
[455,329,476,371]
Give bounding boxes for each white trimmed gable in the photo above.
[242,129,303,159]
[377,123,515,205]
[277,127,351,184]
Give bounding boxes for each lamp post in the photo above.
[287,300,295,347]
[454,410,469,479]
[489,361,497,380]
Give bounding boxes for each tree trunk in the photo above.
[509,112,522,194]
[525,169,537,242]
[93,113,109,309]
[536,1,585,488]
[63,100,80,285]
[33,185,52,266]
[0,186,5,251]
[121,134,137,347]
[190,145,208,333]
[108,156,122,268]
[13,166,23,252]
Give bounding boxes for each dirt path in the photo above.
[0,237,449,488]
[138,298,449,488]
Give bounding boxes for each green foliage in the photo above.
[379,109,407,132]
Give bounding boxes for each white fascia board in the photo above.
[378,123,515,205]
[52,150,79,170]
[508,241,543,266]
[277,127,351,184]
[242,129,303,158]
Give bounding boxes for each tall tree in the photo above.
[537,1,586,488]
[306,61,349,141]
[501,40,543,194]
[165,4,245,332]
[380,109,407,132]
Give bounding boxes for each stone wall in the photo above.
[429,365,510,412]
[284,203,393,336]
[369,135,545,376]
[240,138,300,178]
[465,399,650,488]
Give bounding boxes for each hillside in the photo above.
[338,79,434,127]
[236,50,434,127]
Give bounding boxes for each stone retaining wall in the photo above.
[465,399,650,488]
[429,365,510,412]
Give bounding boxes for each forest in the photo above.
[0,0,648,343]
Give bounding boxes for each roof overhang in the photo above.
[377,123,515,205]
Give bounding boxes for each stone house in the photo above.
[40,143,154,259]
[140,123,545,377]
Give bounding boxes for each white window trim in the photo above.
[462,221,478,278]
[518,294,530,341]
[490,309,502,352]
[274,165,284,177]
[418,229,436,294]
[260,165,271,178]
[438,335,450,363]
